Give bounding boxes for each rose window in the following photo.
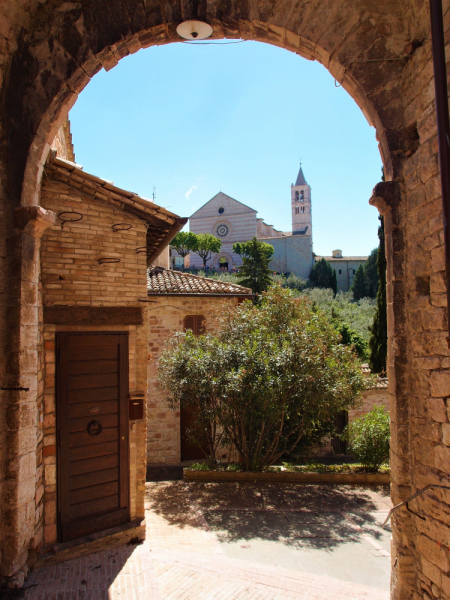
[216,224,229,237]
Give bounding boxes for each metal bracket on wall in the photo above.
[381,484,450,529]
[58,211,83,229]
[112,223,132,233]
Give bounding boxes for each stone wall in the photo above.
[1,0,450,598]
[261,234,313,278]
[51,120,75,163]
[147,295,239,465]
[348,383,390,423]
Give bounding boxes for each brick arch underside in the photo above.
[1,1,445,599]
[4,0,414,207]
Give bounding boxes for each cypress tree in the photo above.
[331,268,337,295]
[369,215,387,373]
[364,248,379,298]
[233,237,274,295]
[309,258,335,291]
[351,264,369,300]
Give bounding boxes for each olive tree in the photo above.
[158,287,368,471]
[170,231,199,258]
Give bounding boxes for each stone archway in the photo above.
[0,2,447,599]
[215,252,234,270]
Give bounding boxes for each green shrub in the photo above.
[159,286,368,471]
[344,406,390,471]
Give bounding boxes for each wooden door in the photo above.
[331,411,348,455]
[180,316,207,461]
[57,333,129,542]
[180,406,208,461]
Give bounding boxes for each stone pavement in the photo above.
[23,482,392,599]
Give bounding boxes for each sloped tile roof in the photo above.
[147,267,253,296]
[315,255,368,262]
[362,364,388,388]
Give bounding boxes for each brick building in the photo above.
[146,267,253,465]
[33,129,187,565]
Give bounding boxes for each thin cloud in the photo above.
[185,185,197,200]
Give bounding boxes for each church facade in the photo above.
[188,165,314,279]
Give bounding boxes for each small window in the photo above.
[300,191,304,201]
[183,315,205,336]
[218,207,224,214]
[295,191,299,201]
[295,207,299,214]
[339,269,342,275]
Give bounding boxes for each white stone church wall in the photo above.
[262,235,313,279]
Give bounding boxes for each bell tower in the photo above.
[291,164,312,236]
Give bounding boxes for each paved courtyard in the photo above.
[24,482,392,599]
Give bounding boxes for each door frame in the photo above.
[55,331,130,542]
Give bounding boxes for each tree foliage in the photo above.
[194,233,222,268]
[233,237,274,294]
[351,264,369,300]
[369,216,387,373]
[303,288,376,343]
[158,287,368,471]
[364,248,379,298]
[335,320,368,360]
[170,231,198,258]
[309,258,337,293]
[344,406,390,471]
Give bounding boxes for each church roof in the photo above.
[295,165,308,186]
[190,192,257,218]
[147,267,253,296]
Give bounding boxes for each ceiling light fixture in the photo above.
[176,20,213,40]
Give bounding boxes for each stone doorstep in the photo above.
[33,519,145,571]
[184,470,391,485]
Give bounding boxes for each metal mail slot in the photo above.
[128,397,144,420]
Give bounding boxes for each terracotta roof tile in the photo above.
[147,268,253,296]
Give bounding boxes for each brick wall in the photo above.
[40,178,148,307]
[37,176,149,551]
[147,296,239,465]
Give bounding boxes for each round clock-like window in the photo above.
[216,223,229,238]
[218,207,225,214]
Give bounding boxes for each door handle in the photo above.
[87,420,103,436]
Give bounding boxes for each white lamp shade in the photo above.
[176,20,213,40]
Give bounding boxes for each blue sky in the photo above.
[69,40,382,256]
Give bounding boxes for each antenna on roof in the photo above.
[153,186,156,201]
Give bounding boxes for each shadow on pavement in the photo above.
[145,482,390,550]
